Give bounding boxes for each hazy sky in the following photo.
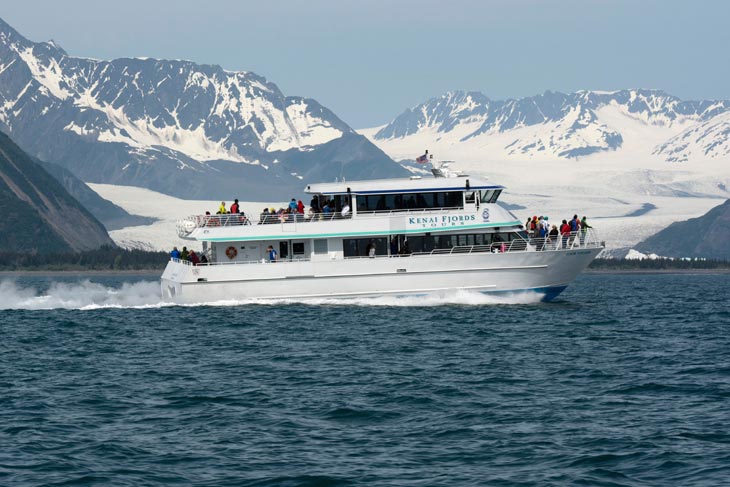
[4,0,729,128]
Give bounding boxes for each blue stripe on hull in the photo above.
[481,285,568,302]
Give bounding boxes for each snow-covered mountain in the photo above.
[366,89,730,162]
[361,90,730,254]
[0,18,407,199]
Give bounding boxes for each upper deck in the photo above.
[176,174,517,242]
[305,175,501,195]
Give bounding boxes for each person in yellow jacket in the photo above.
[217,201,226,214]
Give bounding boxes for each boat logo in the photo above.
[481,208,490,222]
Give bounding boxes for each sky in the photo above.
[3,0,730,128]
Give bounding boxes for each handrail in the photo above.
[169,229,603,266]
[177,207,468,237]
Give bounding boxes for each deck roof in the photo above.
[305,175,503,195]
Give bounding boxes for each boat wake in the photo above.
[0,279,166,310]
[0,279,546,310]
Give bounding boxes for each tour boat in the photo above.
[162,167,603,302]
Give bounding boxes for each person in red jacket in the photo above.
[560,219,571,248]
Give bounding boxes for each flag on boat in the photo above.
[415,152,429,164]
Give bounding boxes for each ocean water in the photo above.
[1,273,729,486]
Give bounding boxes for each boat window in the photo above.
[313,239,328,254]
[357,191,465,212]
[394,232,537,253]
[343,238,387,257]
[292,242,305,255]
[479,190,502,203]
[464,191,476,204]
[279,241,289,260]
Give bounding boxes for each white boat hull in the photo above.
[160,247,601,303]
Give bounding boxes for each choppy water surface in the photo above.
[1,273,729,486]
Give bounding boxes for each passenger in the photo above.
[240,211,250,225]
[538,218,548,249]
[189,250,200,266]
[560,220,570,248]
[366,241,376,258]
[181,246,190,261]
[580,216,592,246]
[217,202,226,214]
[525,218,532,236]
[230,199,240,214]
[322,202,332,215]
[205,210,218,227]
[341,199,351,218]
[170,246,180,260]
[400,241,411,255]
[310,195,320,213]
[549,224,559,249]
[297,200,305,214]
[259,208,269,224]
[569,214,580,245]
[267,245,278,262]
[288,198,297,212]
[570,214,579,232]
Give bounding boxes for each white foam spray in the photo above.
[0,279,545,310]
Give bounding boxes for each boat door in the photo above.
[278,240,306,261]
[278,241,289,261]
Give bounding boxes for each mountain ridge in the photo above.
[369,89,730,161]
[0,17,408,200]
[635,199,730,259]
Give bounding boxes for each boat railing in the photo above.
[169,229,603,266]
[177,207,466,237]
[525,229,603,251]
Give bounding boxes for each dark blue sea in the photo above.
[1,273,729,486]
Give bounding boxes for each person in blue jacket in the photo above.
[267,245,277,262]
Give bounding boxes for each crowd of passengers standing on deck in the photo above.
[203,195,353,226]
[524,214,592,249]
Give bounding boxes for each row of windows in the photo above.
[355,192,465,212]
[343,232,527,257]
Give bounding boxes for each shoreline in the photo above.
[584,268,730,275]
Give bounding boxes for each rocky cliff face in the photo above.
[0,130,114,253]
[0,18,407,200]
[635,199,730,259]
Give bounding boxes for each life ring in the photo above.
[225,246,238,259]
